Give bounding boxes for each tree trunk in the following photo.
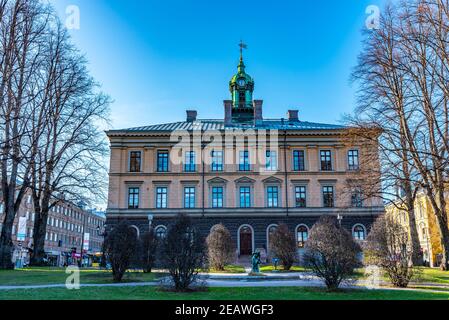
[0,205,16,269]
[406,206,423,265]
[437,215,449,271]
[434,213,449,271]
[30,213,48,266]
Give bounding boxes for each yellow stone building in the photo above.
[386,192,449,267]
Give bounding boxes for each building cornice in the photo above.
[106,206,385,219]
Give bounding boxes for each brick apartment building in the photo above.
[0,192,106,267]
[105,53,384,261]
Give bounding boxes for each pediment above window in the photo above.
[207,177,228,185]
[262,176,283,184]
[235,176,256,184]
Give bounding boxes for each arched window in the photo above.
[155,226,167,239]
[353,224,366,241]
[129,225,140,238]
[238,225,254,256]
[296,225,308,248]
[266,224,278,252]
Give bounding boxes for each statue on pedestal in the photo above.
[251,252,261,274]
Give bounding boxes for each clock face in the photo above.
[238,79,246,87]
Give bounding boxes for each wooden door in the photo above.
[239,227,252,255]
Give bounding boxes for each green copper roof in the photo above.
[230,56,254,85]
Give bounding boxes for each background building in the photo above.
[106,53,384,262]
[387,191,449,268]
[0,192,106,267]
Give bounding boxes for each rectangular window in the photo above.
[348,150,360,171]
[129,151,142,172]
[156,187,168,209]
[212,187,224,208]
[128,187,139,209]
[351,188,363,207]
[157,151,169,172]
[320,150,333,171]
[184,151,196,172]
[266,150,278,171]
[293,150,306,171]
[238,91,245,106]
[239,186,251,208]
[184,187,196,208]
[211,151,224,172]
[267,186,279,208]
[239,151,250,171]
[323,186,334,208]
[295,186,307,208]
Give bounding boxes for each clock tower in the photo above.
[229,42,255,123]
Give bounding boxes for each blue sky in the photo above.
[51,0,386,130]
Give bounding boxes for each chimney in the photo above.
[287,110,299,122]
[224,100,232,126]
[253,100,263,124]
[186,110,197,122]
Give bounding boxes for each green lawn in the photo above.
[415,268,449,284]
[354,267,449,286]
[209,265,246,274]
[0,286,448,300]
[0,268,163,286]
[259,265,307,273]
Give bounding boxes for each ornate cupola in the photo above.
[229,41,255,123]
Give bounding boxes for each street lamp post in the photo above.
[148,214,154,232]
[79,213,88,268]
[337,214,343,227]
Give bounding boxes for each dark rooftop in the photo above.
[108,119,345,134]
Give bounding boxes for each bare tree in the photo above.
[0,0,51,269]
[29,15,110,266]
[103,221,138,282]
[349,0,449,268]
[304,217,361,291]
[161,214,206,291]
[206,224,234,271]
[349,4,423,265]
[139,230,158,273]
[365,215,418,288]
[394,0,449,270]
[268,224,297,271]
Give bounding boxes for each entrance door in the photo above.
[239,226,253,256]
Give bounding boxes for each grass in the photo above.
[415,268,449,284]
[209,265,246,274]
[259,265,307,273]
[0,286,448,300]
[0,267,164,286]
[354,267,449,286]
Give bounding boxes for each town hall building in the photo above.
[105,49,384,260]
